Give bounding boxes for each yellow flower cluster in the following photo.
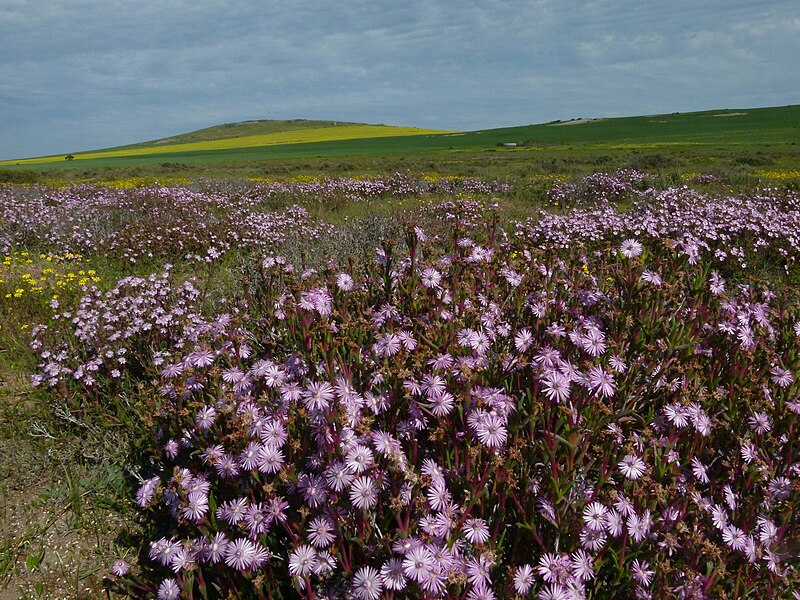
[755,170,800,182]
[1,251,101,300]
[94,177,190,189]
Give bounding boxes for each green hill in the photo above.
[2,105,798,170]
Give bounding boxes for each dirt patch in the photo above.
[547,118,605,127]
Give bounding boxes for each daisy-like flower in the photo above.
[225,538,258,571]
[303,381,335,412]
[181,491,209,522]
[427,485,452,511]
[605,509,624,537]
[770,365,794,388]
[206,532,228,564]
[403,545,436,583]
[466,553,494,589]
[169,548,194,573]
[580,526,607,551]
[350,476,378,510]
[136,477,159,508]
[768,476,792,500]
[691,457,709,484]
[641,270,662,286]
[538,584,569,600]
[195,406,217,431]
[664,404,689,428]
[157,578,180,600]
[514,329,534,353]
[626,512,650,543]
[259,419,287,447]
[111,558,130,577]
[380,557,408,591]
[582,502,608,531]
[749,411,772,435]
[513,564,535,595]
[244,502,272,538]
[325,461,355,492]
[307,516,336,548]
[256,444,285,474]
[428,353,454,371]
[474,414,507,448]
[740,441,758,464]
[349,566,383,600]
[163,439,179,460]
[537,553,571,585]
[420,267,442,289]
[217,497,248,525]
[428,390,455,417]
[619,239,643,258]
[722,525,747,552]
[346,444,374,474]
[631,559,653,587]
[463,518,491,544]
[541,370,570,403]
[288,544,317,577]
[619,455,647,480]
[337,273,355,291]
[571,549,595,582]
[588,365,616,398]
[239,442,262,471]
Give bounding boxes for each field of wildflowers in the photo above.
[1,170,799,599]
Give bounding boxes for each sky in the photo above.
[1,0,798,160]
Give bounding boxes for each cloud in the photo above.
[1,0,798,159]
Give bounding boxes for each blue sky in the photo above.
[1,0,798,160]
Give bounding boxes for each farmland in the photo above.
[1,107,800,599]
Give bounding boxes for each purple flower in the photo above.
[463,518,491,545]
[619,238,643,258]
[195,406,217,431]
[474,414,508,448]
[303,381,335,412]
[206,532,229,564]
[582,502,608,531]
[181,491,209,522]
[288,544,317,577]
[770,365,794,388]
[157,578,180,600]
[513,564,534,595]
[352,566,383,600]
[307,516,336,548]
[631,558,654,587]
[619,454,647,480]
[587,365,615,398]
[378,557,406,590]
[350,476,378,510]
[256,444,285,474]
[224,538,258,571]
[403,545,436,584]
[111,558,130,577]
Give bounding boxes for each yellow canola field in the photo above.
[3,125,453,165]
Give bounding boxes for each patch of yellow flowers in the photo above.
[1,251,101,301]
[754,170,800,182]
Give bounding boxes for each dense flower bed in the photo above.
[108,224,798,598]
[23,175,800,598]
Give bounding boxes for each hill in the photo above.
[1,105,798,169]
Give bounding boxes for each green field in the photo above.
[1,104,798,173]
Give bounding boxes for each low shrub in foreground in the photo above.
[102,217,799,598]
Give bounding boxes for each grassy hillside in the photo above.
[1,104,798,170]
[4,124,452,166]
[120,119,366,149]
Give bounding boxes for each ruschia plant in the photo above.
[118,211,799,598]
